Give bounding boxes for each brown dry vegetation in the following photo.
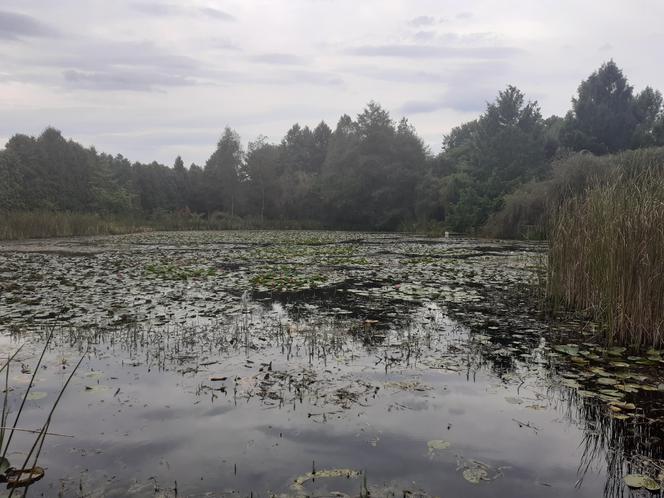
[547,148,664,346]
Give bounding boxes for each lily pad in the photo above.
[26,391,47,401]
[463,467,489,484]
[427,440,451,453]
[624,474,660,491]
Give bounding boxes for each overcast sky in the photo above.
[1,0,663,165]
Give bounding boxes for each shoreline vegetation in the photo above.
[2,61,663,345]
[547,148,664,348]
[0,211,329,241]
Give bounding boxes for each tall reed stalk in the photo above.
[547,148,664,347]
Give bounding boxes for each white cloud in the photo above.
[0,0,663,165]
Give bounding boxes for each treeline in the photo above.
[1,60,663,235]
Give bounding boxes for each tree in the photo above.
[172,156,189,209]
[321,103,428,229]
[632,87,664,148]
[245,136,280,222]
[561,61,637,154]
[204,127,243,215]
[437,86,550,230]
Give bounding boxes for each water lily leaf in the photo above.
[5,466,45,488]
[624,474,660,491]
[26,391,47,401]
[553,345,579,356]
[611,413,630,420]
[463,467,488,484]
[0,457,10,474]
[84,371,104,380]
[609,401,636,411]
[597,377,618,386]
[427,440,451,453]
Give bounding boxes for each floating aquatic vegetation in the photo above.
[427,440,451,454]
[290,468,362,494]
[457,457,506,485]
[1,231,663,497]
[623,473,661,491]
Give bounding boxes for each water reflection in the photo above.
[0,299,657,497]
[0,232,661,497]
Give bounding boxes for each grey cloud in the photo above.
[131,3,181,16]
[0,10,58,39]
[400,91,491,114]
[413,30,436,42]
[457,12,473,20]
[40,40,201,73]
[346,44,521,59]
[286,70,342,86]
[207,38,241,51]
[349,66,446,84]
[397,62,509,113]
[198,7,234,21]
[399,99,446,114]
[249,53,308,65]
[63,69,196,91]
[400,82,502,114]
[408,16,436,27]
[131,3,234,21]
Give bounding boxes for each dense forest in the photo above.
[2,61,663,235]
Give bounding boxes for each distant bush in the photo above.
[484,151,620,239]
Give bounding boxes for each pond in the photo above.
[0,231,662,497]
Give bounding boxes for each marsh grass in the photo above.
[0,210,325,240]
[0,330,84,493]
[547,148,664,347]
[0,211,137,240]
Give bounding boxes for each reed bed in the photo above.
[0,211,137,240]
[0,210,325,240]
[547,148,664,347]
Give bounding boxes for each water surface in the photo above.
[0,231,662,497]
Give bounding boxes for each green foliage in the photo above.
[320,103,426,229]
[561,60,664,154]
[436,85,552,231]
[2,60,663,240]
